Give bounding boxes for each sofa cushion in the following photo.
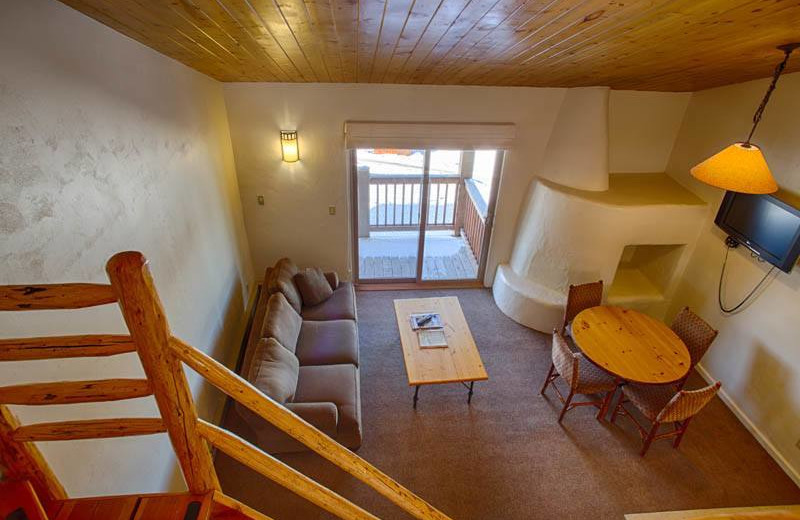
[294,364,362,449]
[296,319,359,367]
[324,271,339,290]
[266,258,303,313]
[301,282,357,321]
[247,338,299,404]
[294,267,334,307]
[261,293,302,353]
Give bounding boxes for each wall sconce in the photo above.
[280,130,299,163]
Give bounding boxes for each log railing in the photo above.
[368,174,459,230]
[0,251,454,520]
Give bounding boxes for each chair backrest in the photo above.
[671,307,718,368]
[656,381,721,423]
[551,331,579,390]
[561,281,603,334]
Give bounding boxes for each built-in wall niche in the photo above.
[608,244,686,305]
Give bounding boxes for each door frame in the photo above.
[349,148,503,288]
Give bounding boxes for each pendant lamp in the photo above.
[690,43,800,194]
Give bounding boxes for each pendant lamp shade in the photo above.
[690,143,778,194]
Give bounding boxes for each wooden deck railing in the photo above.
[461,183,487,261]
[368,174,459,230]
[0,251,454,520]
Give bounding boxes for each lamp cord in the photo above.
[745,48,795,145]
[718,241,776,313]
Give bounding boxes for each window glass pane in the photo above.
[471,150,497,206]
[356,148,424,176]
[429,150,461,176]
[355,149,421,280]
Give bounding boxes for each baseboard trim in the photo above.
[695,363,800,488]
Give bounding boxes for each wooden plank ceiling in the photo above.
[59,0,800,91]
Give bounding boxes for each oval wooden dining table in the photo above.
[571,305,691,419]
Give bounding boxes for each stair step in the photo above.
[49,492,213,520]
[0,480,49,520]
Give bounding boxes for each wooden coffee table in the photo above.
[393,297,488,408]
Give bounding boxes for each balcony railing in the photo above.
[368,174,459,230]
[460,180,487,261]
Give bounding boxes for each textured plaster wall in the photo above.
[0,0,253,496]
[539,87,611,191]
[665,71,800,485]
[223,83,688,284]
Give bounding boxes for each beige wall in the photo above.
[223,83,689,282]
[0,0,253,496]
[665,71,800,485]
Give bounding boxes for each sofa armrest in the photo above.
[324,271,340,290]
[284,402,338,435]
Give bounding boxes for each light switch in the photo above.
[257,195,265,206]
[328,206,336,215]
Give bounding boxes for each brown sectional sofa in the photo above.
[230,258,361,453]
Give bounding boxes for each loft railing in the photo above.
[0,252,454,520]
[368,174,459,230]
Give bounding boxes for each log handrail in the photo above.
[198,420,379,520]
[169,336,452,520]
[0,334,136,361]
[106,251,220,494]
[211,490,277,520]
[0,379,152,406]
[0,283,117,311]
[11,418,166,442]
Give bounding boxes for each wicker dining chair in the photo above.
[561,280,604,337]
[540,330,617,422]
[671,307,718,371]
[610,380,721,456]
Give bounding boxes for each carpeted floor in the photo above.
[215,288,800,519]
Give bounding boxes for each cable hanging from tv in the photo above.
[718,237,776,314]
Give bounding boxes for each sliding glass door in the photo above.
[351,148,502,284]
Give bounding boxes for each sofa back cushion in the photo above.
[262,292,302,353]
[266,258,303,313]
[294,267,334,307]
[247,338,299,403]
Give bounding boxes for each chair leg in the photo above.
[610,398,624,424]
[673,418,693,449]
[596,385,616,421]
[540,363,555,395]
[640,422,660,457]
[558,390,575,423]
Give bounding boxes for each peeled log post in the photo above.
[106,251,219,494]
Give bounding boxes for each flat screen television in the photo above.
[715,191,800,273]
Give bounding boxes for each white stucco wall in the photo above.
[222,84,689,284]
[665,71,800,486]
[538,87,611,191]
[0,0,253,496]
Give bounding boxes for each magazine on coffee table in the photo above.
[409,313,443,330]
[417,329,448,348]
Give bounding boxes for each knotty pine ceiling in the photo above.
[60,0,800,91]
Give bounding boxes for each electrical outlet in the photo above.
[328,205,336,215]
[257,195,265,206]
